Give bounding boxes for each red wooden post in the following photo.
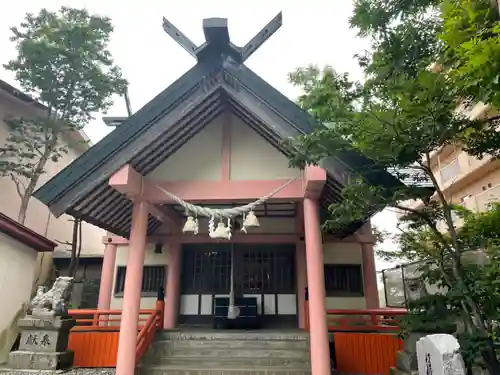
[156,300,165,330]
[370,310,379,327]
[304,301,310,331]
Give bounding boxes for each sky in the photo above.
[0,0,398,271]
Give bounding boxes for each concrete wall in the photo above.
[0,233,38,363]
[147,113,301,181]
[430,145,499,194]
[0,90,105,265]
[450,168,500,209]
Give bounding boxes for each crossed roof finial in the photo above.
[162,12,282,64]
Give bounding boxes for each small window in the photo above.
[114,266,166,296]
[324,264,364,297]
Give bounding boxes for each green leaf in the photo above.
[0,7,127,221]
[288,1,500,369]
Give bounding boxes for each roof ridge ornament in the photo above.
[162,12,283,64]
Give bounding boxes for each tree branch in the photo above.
[9,174,25,199]
[421,152,461,254]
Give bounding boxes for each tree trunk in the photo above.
[67,218,79,277]
[422,159,490,337]
[17,140,55,225]
[73,219,83,276]
[482,343,500,375]
[17,195,30,225]
[491,0,500,18]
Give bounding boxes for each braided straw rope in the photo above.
[154,177,298,218]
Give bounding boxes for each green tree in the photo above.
[350,0,500,157]
[398,204,500,372]
[289,0,500,371]
[441,0,500,109]
[287,63,500,372]
[0,7,127,224]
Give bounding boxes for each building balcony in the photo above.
[467,154,494,174]
[464,183,500,212]
[439,157,461,186]
[401,155,499,214]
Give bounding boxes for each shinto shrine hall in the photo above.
[34,13,404,375]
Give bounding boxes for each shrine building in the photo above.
[34,14,402,375]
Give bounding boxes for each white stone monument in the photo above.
[416,334,466,375]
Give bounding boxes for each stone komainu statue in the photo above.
[29,276,74,316]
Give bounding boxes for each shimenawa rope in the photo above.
[154,177,298,218]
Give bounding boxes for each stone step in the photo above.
[142,356,311,368]
[144,347,310,359]
[142,330,312,375]
[157,330,309,342]
[149,338,309,351]
[137,364,312,375]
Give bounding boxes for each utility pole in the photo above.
[124,87,132,117]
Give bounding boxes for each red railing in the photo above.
[304,302,407,374]
[326,307,407,332]
[136,301,164,362]
[67,300,164,367]
[304,302,407,332]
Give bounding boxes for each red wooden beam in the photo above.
[109,165,182,228]
[303,165,326,199]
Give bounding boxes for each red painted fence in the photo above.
[68,300,164,367]
[305,303,407,375]
[67,301,404,373]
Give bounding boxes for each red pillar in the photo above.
[303,197,331,375]
[97,243,117,309]
[164,243,181,329]
[116,201,149,375]
[361,242,380,308]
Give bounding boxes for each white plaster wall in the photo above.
[0,233,38,363]
[229,115,301,180]
[110,244,170,310]
[147,118,222,181]
[323,241,366,310]
[146,112,301,182]
[0,92,104,257]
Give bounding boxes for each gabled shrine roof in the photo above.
[33,15,402,237]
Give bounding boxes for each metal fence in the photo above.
[381,249,490,307]
[381,260,431,308]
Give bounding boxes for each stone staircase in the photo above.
[137,330,312,375]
